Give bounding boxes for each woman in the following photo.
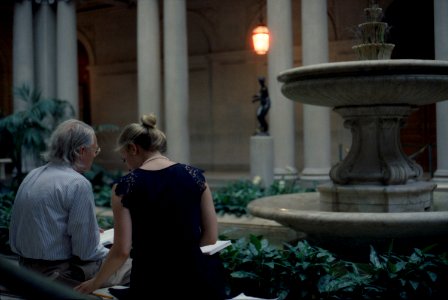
[75,114,225,299]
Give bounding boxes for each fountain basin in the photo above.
[278,59,448,107]
[247,191,448,240]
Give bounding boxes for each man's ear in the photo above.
[79,146,86,156]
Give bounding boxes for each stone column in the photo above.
[56,0,78,117]
[35,0,56,99]
[163,0,190,163]
[300,0,331,186]
[433,0,448,187]
[137,0,161,120]
[13,0,34,112]
[267,0,296,178]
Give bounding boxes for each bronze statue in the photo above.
[252,77,271,135]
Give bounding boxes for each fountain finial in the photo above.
[352,1,394,60]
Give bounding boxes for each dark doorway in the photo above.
[78,41,92,124]
[384,0,436,175]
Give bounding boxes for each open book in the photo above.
[100,229,231,255]
[200,240,232,255]
[100,228,114,246]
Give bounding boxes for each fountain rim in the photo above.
[247,193,448,219]
[277,59,448,83]
[247,192,448,238]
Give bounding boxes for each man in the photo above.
[9,119,131,288]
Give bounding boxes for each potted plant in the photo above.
[0,85,74,187]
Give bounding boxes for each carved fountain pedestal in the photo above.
[321,104,432,212]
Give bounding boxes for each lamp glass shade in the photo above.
[252,25,270,55]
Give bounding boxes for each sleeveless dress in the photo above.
[114,163,226,299]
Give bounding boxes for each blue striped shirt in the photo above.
[9,162,109,261]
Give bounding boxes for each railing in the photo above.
[0,256,91,300]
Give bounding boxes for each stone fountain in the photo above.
[247,3,448,252]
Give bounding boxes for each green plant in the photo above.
[213,179,315,217]
[83,163,123,207]
[359,245,448,299]
[219,235,448,300]
[97,215,114,230]
[221,235,290,299]
[213,180,265,216]
[266,178,307,195]
[0,190,14,229]
[0,189,15,254]
[0,85,74,184]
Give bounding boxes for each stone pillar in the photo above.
[35,0,56,99]
[433,0,448,188]
[250,136,274,188]
[163,0,190,163]
[300,0,331,187]
[56,0,78,117]
[267,0,296,178]
[137,0,161,121]
[13,0,34,112]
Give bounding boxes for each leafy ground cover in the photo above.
[221,235,448,300]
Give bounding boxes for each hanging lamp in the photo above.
[252,25,270,55]
[252,1,269,55]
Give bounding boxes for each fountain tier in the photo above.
[352,3,394,60]
[278,59,448,107]
[275,59,448,212]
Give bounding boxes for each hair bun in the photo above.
[141,114,157,129]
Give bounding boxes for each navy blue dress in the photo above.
[114,163,225,299]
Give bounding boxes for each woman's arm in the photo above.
[74,184,132,294]
[199,183,219,246]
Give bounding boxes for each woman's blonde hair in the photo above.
[116,114,167,153]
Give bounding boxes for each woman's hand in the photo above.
[74,278,99,295]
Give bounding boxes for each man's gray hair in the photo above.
[44,119,95,168]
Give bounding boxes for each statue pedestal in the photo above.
[250,135,274,187]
